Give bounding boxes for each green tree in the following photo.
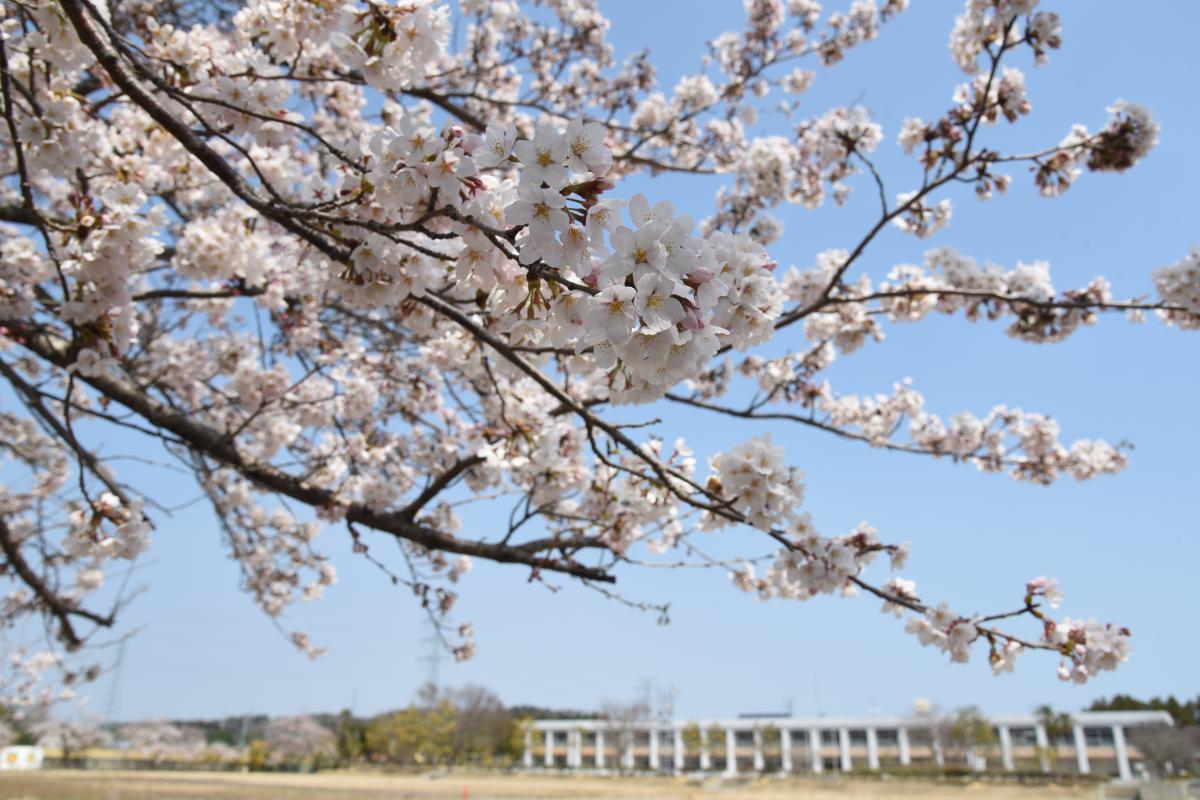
[502,716,533,765]
[681,723,702,754]
[335,709,364,764]
[424,699,459,765]
[761,724,781,757]
[707,724,726,760]
[946,706,997,770]
[361,714,394,762]
[1034,704,1074,740]
[1033,704,1074,771]
[246,739,270,771]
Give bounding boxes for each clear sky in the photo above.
[45,1,1198,724]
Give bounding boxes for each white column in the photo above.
[648,726,659,770]
[932,726,945,768]
[1034,724,1050,774]
[866,728,880,771]
[725,728,737,775]
[809,728,823,774]
[1072,724,1090,775]
[898,728,911,766]
[621,731,634,771]
[523,728,533,768]
[699,728,711,771]
[1113,725,1131,780]
[673,728,684,773]
[781,729,793,773]
[998,725,1014,771]
[544,730,554,767]
[752,729,764,772]
[838,727,851,772]
[595,730,605,769]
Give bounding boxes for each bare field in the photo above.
[0,770,1108,800]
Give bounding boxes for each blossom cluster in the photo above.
[1036,101,1160,196]
[1154,246,1200,329]
[703,434,804,531]
[949,1,1058,74]
[765,521,885,598]
[206,469,336,655]
[905,602,981,665]
[490,120,787,402]
[1045,618,1132,684]
[877,246,1121,344]
[333,1,451,92]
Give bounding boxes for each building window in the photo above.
[735,731,754,747]
[789,730,808,745]
[906,728,932,746]
[876,729,899,746]
[849,730,868,746]
[1010,728,1038,746]
[1084,727,1115,746]
[821,730,839,746]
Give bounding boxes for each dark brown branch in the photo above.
[400,455,485,521]
[4,320,615,583]
[0,517,114,650]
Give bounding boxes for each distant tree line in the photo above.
[329,683,526,768]
[1088,694,1200,728]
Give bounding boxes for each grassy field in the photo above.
[0,770,1109,800]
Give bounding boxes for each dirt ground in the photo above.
[0,769,1108,800]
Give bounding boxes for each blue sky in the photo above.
[58,1,1198,723]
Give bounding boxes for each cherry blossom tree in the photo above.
[262,714,336,765]
[30,717,110,760]
[0,0,1194,711]
[118,719,206,763]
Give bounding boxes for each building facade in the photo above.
[524,710,1171,780]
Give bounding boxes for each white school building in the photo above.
[524,710,1171,780]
